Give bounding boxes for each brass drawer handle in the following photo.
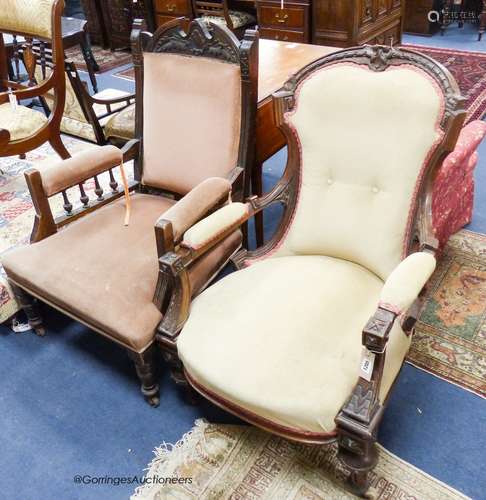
[274,33,289,41]
[275,12,289,23]
[166,3,176,12]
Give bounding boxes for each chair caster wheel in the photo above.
[145,395,160,407]
[34,327,46,337]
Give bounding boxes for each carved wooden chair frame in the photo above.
[0,0,69,159]
[9,18,258,407]
[155,45,466,495]
[63,60,135,145]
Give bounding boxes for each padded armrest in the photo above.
[182,202,249,250]
[379,252,436,314]
[441,120,486,170]
[160,177,232,242]
[40,145,123,196]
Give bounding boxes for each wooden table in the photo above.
[253,39,335,245]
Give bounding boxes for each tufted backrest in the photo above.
[275,61,446,280]
[0,0,57,40]
[142,52,242,195]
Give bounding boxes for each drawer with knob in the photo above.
[259,28,306,42]
[259,5,305,28]
[257,0,310,43]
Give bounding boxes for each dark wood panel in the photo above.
[259,27,306,42]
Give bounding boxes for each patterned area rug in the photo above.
[0,137,129,323]
[114,66,135,81]
[132,420,469,500]
[65,45,132,73]
[407,230,486,398]
[402,45,486,123]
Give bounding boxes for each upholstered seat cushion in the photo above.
[202,11,256,29]
[2,193,241,352]
[178,255,411,434]
[104,103,135,141]
[0,103,47,141]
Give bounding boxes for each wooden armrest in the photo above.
[39,145,123,197]
[89,93,136,106]
[154,177,233,257]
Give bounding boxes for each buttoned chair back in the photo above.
[131,18,257,199]
[271,48,466,280]
[0,0,67,158]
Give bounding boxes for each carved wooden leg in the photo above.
[128,345,160,407]
[336,434,378,497]
[161,346,199,405]
[9,283,45,336]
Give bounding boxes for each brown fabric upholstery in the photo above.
[142,53,241,195]
[2,194,241,352]
[41,145,122,196]
[161,177,232,242]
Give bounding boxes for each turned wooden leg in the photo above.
[335,428,378,497]
[9,283,46,337]
[161,346,199,405]
[128,345,160,407]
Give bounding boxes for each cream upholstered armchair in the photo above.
[155,46,466,495]
[2,20,258,407]
[0,0,68,159]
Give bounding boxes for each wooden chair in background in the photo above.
[0,0,69,159]
[192,0,256,38]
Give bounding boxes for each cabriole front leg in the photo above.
[128,345,160,407]
[9,282,46,337]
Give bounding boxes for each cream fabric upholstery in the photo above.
[0,0,54,39]
[178,256,411,433]
[201,11,256,29]
[142,53,241,195]
[0,103,47,141]
[182,202,249,249]
[380,252,436,313]
[275,65,443,280]
[37,65,130,143]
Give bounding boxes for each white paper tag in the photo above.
[359,348,375,382]
[8,91,18,112]
[11,320,32,333]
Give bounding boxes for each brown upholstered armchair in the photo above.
[155,46,466,495]
[2,20,258,407]
[0,0,69,159]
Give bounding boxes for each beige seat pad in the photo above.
[0,103,47,141]
[3,193,241,352]
[178,255,411,434]
[104,103,135,141]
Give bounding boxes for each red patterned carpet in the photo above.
[403,44,486,123]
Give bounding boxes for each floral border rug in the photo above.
[132,420,468,500]
[0,137,130,324]
[65,45,132,74]
[407,230,486,398]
